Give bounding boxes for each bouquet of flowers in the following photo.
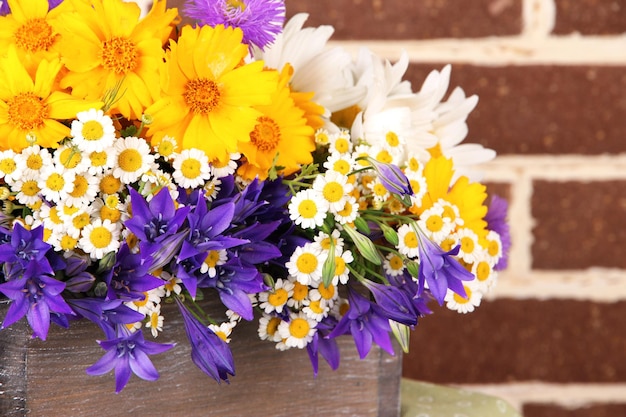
[0,0,510,393]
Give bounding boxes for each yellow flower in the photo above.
[0,0,65,76]
[145,24,278,164]
[237,65,315,180]
[56,0,178,119]
[0,47,102,152]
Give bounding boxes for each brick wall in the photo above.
[286,0,626,415]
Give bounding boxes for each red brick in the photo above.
[406,64,626,155]
[531,180,626,269]
[553,0,626,35]
[524,403,626,417]
[285,0,522,39]
[402,299,626,383]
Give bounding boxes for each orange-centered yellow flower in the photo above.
[0,0,65,76]
[0,47,102,152]
[145,24,278,164]
[56,0,178,120]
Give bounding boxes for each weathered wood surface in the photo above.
[0,299,402,416]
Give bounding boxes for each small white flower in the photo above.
[328,130,353,155]
[79,218,121,260]
[199,249,227,277]
[323,152,355,177]
[286,244,323,286]
[18,145,53,178]
[288,188,329,229]
[445,280,482,314]
[112,136,154,184]
[302,298,330,321]
[211,153,240,178]
[12,176,42,206]
[258,313,284,342]
[172,148,212,189]
[0,150,22,185]
[38,165,75,204]
[153,135,178,160]
[417,204,455,244]
[311,230,344,255]
[383,252,406,277]
[86,149,116,176]
[209,321,237,343]
[277,312,317,348]
[53,144,90,174]
[472,254,498,293]
[65,172,99,208]
[313,171,353,212]
[70,108,116,153]
[396,223,420,259]
[327,249,353,285]
[332,196,359,225]
[286,277,310,309]
[145,304,165,338]
[484,230,503,267]
[258,279,295,314]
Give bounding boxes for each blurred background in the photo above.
[281,1,626,416]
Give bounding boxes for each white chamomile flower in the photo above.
[19,145,53,178]
[153,135,178,160]
[172,148,212,189]
[445,280,482,314]
[53,144,90,174]
[112,136,154,184]
[0,150,22,185]
[79,218,121,260]
[406,172,428,208]
[455,227,481,264]
[65,172,99,207]
[211,153,240,178]
[328,249,353,285]
[38,165,75,204]
[383,252,406,277]
[12,176,42,206]
[396,223,420,259]
[278,312,317,348]
[209,321,237,343]
[86,149,116,176]
[405,153,425,175]
[484,230,503,267]
[371,146,398,166]
[203,177,222,202]
[38,204,65,234]
[286,276,310,309]
[52,232,80,255]
[309,281,338,308]
[333,196,359,225]
[130,287,166,315]
[286,244,323,286]
[328,130,353,155]
[288,188,329,229]
[472,254,498,292]
[417,204,455,244]
[259,278,294,314]
[161,271,183,296]
[145,304,165,338]
[200,249,227,277]
[435,199,464,228]
[314,129,331,146]
[313,171,353,212]
[368,178,390,203]
[323,152,355,177]
[312,229,344,255]
[70,108,116,153]
[258,313,284,343]
[302,298,330,322]
[65,206,94,238]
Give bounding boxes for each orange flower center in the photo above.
[14,18,56,53]
[101,37,138,74]
[184,78,221,114]
[7,92,47,131]
[250,116,280,152]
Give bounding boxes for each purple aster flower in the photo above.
[326,287,395,359]
[484,194,511,270]
[361,279,418,326]
[175,297,235,383]
[416,226,474,305]
[86,327,174,393]
[183,0,285,50]
[0,262,73,340]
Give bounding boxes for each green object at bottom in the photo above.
[401,378,522,417]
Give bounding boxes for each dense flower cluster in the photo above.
[0,0,509,393]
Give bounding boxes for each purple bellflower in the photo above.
[326,287,395,359]
[416,226,474,305]
[365,157,413,197]
[103,244,164,302]
[484,194,511,271]
[0,223,53,273]
[68,298,146,339]
[361,279,419,326]
[183,0,285,50]
[306,315,340,376]
[86,327,174,393]
[175,297,235,383]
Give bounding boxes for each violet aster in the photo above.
[182,0,285,50]
[86,327,174,393]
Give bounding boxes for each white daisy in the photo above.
[278,312,317,349]
[286,277,310,309]
[211,153,240,178]
[37,204,66,234]
[417,205,455,244]
[209,321,236,343]
[302,298,330,322]
[79,218,121,260]
[65,172,99,208]
[472,255,498,293]
[396,223,420,258]
[484,230,503,267]
[86,149,116,176]
[53,144,90,174]
[445,280,482,314]
[406,172,428,208]
[203,177,222,202]
[314,128,331,146]
[333,196,360,225]
[70,108,116,153]
[199,249,227,277]
[309,281,338,308]
[455,228,481,264]
[288,188,329,229]
[257,313,284,342]
[18,145,53,178]
[145,304,165,338]
[368,178,390,203]
[311,229,344,255]
[258,279,294,314]
[313,171,353,212]
[153,135,178,160]
[383,252,406,277]
[328,130,353,155]
[172,148,212,189]
[161,271,183,296]
[52,232,80,255]
[112,136,154,184]
[323,152,355,177]
[12,176,42,206]
[38,165,75,204]
[0,150,22,185]
[65,206,94,238]
[286,244,323,286]
[328,249,353,285]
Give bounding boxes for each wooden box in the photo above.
[0,300,402,416]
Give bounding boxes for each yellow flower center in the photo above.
[62,205,79,217]
[118,148,143,172]
[266,317,281,336]
[45,173,65,192]
[26,153,43,170]
[49,206,62,224]
[337,201,354,217]
[15,18,56,53]
[203,250,221,268]
[408,157,421,172]
[181,158,202,179]
[59,148,82,169]
[101,37,138,74]
[332,159,351,175]
[89,225,113,248]
[105,194,120,208]
[322,181,343,203]
[453,286,471,304]
[318,282,335,300]
[403,231,418,249]
[289,317,310,338]
[89,151,108,168]
[334,256,346,276]
[7,92,47,131]
[72,213,91,230]
[292,281,308,301]
[475,261,491,282]
[184,78,221,114]
[308,300,324,314]
[296,253,318,274]
[409,179,421,193]
[69,176,89,197]
[297,199,318,219]
[373,182,388,197]
[100,206,121,223]
[157,139,175,157]
[250,116,281,152]
[21,180,40,196]
[134,292,150,308]
[268,288,289,307]
[488,240,501,257]
[100,174,122,194]
[460,236,475,254]
[425,215,443,233]
[60,235,78,251]
[0,159,16,174]
[334,138,350,154]
[386,131,400,147]
[439,237,456,252]
[81,120,105,141]
[150,311,160,328]
[442,205,457,222]
[226,0,246,11]
[375,150,393,164]
[388,254,404,270]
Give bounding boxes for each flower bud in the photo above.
[343,225,381,265]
